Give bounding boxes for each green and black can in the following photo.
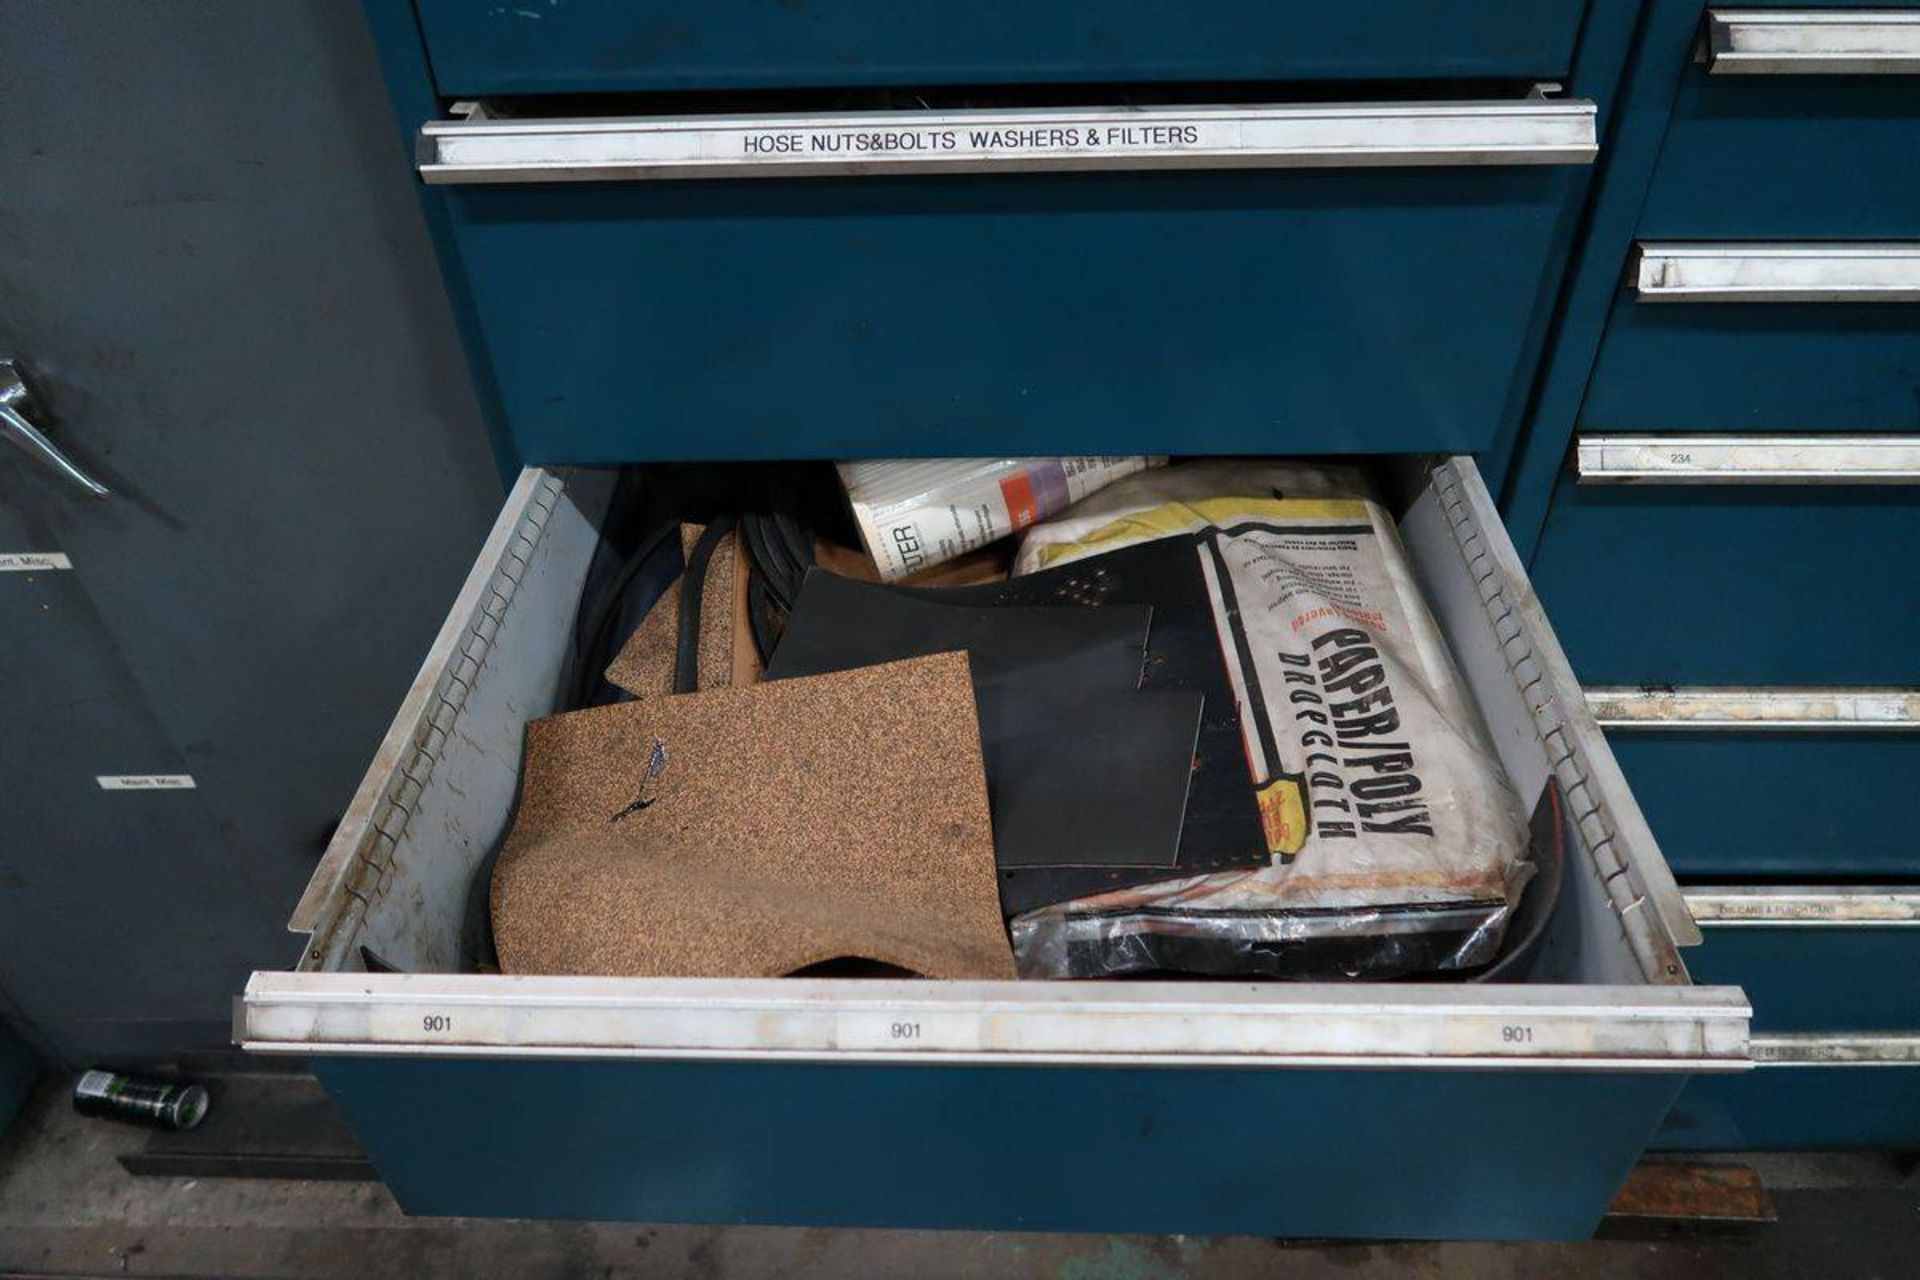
[72,1070,209,1131]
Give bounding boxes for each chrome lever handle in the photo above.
[0,359,110,498]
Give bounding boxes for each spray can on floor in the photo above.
[72,1070,209,1131]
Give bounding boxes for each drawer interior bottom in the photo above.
[282,454,1693,1002]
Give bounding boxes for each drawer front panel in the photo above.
[1638,72,1920,240]
[446,166,1586,463]
[1600,733,1920,877]
[1659,1060,1920,1149]
[1682,900,1920,1031]
[412,0,1592,96]
[1531,477,1920,683]
[1579,279,1920,433]
[319,1054,1685,1238]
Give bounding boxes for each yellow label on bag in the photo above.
[1256,778,1309,860]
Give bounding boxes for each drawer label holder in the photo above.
[419,100,1598,184]
[240,974,1750,1072]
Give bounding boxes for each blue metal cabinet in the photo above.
[441,164,1592,463]
[1495,2,1920,1151]
[412,0,1594,95]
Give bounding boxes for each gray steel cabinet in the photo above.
[0,0,499,1065]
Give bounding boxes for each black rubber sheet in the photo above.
[896,536,1270,914]
[766,571,1200,885]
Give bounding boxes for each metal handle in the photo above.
[1633,242,1920,303]
[0,360,109,498]
[1707,9,1920,75]
[1751,1033,1920,1067]
[417,98,1598,184]
[1576,434,1920,484]
[1587,686,1920,731]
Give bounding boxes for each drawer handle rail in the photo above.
[417,99,1598,184]
[1634,242,1920,303]
[237,973,1750,1071]
[1685,887,1920,927]
[1587,687,1920,731]
[1707,9,1920,75]
[1576,434,1920,485]
[1752,1033,1920,1067]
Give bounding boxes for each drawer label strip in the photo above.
[1708,9,1920,76]
[0,552,73,571]
[239,973,1751,1071]
[419,100,1597,184]
[1634,242,1920,304]
[1576,434,1920,485]
[1587,687,1920,732]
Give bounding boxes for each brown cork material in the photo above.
[604,524,737,698]
[491,652,1015,979]
[729,532,763,687]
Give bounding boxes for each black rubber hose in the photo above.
[570,520,680,708]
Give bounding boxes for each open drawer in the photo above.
[237,456,1746,1240]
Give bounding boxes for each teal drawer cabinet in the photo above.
[293,2,1752,1235]
[1501,5,1920,1155]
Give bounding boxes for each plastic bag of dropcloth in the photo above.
[1008,461,1533,980]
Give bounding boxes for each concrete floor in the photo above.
[1,1080,1915,1279]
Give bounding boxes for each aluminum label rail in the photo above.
[1634,243,1920,303]
[1707,9,1920,75]
[1576,434,1920,484]
[418,100,1599,184]
[1588,687,1920,731]
[239,974,1749,1071]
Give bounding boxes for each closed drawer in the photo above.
[412,0,1594,96]
[1580,244,1920,432]
[1595,724,1920,878]
[1581,688,1920,878]
[1680,887,1920,1031]
[1658,887,1920,1150]
[1530,451,1920,684]
[424,97,1598,463]
[1578,6,1920,433]
[236,456,1743,1240]
[1645,10,1920,239]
